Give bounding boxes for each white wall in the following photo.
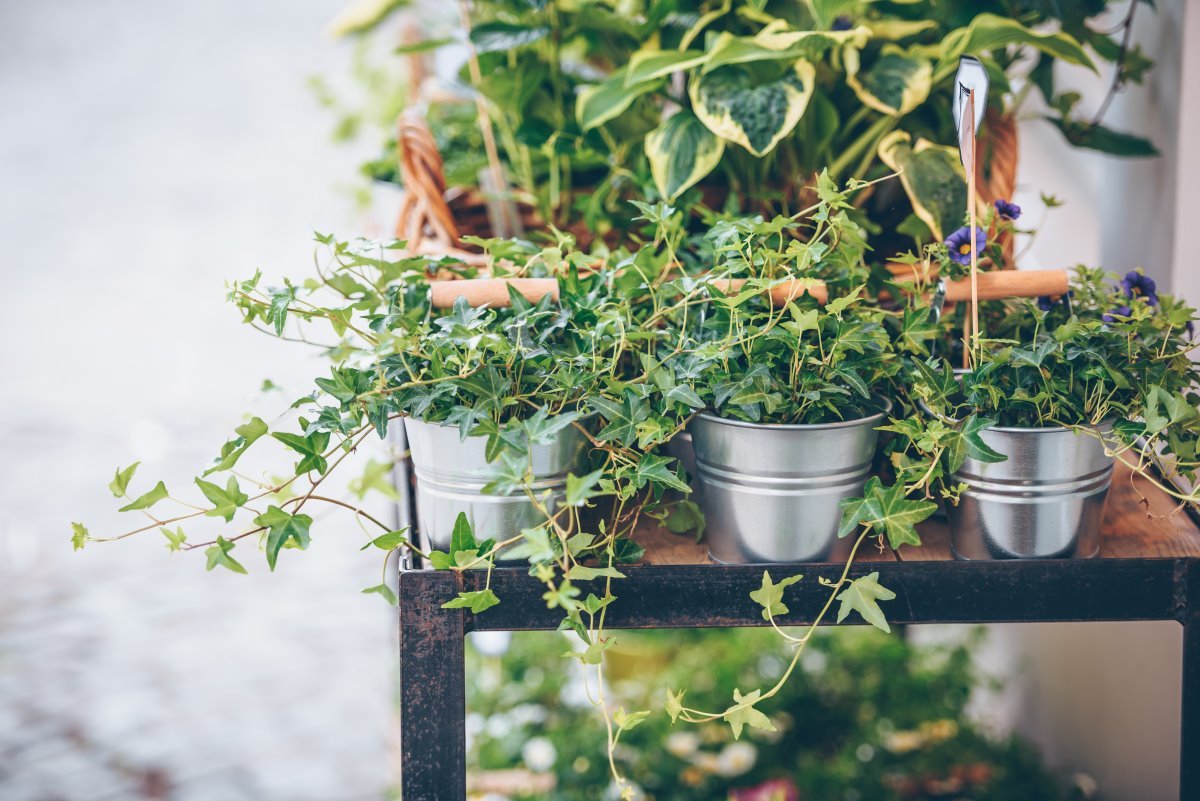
[966,3,1192,799]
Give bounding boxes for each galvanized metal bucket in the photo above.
[948,423,1114,560]
[403,415,591,554]
[691,405,888,563]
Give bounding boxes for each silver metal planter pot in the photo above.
[948,423,1114,560]
[691,407,887,563]
[403,415,591,554]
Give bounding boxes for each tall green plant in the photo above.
[342,0,1156,249]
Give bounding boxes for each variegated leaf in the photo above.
[877,130,966,242]
[845,46,932,116]
[645,111,725,201]
[689,59,815,157]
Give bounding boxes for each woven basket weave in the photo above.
[393,107,1021,268]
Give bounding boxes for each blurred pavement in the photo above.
[0,2,400,799]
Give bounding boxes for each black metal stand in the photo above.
[398,556,1200,801]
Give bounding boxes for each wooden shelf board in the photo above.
[633,463,1200,567]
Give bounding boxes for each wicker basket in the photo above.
[393,106,1020,269]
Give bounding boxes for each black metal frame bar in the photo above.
[398,556,1200,801]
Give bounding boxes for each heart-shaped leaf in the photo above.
[690,59,816,157]
[645,111,725,201]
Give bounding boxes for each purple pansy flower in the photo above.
[943,226,986,266]
[831,15,853,30]
[994,199,1021,221]
[1187,320,1195,339]
[1121,270,1158,306]
[1103,305,1132,323]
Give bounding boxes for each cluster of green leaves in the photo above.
[467,626,1073,801]
[857,264,1200,517]
[340,0,1155,251]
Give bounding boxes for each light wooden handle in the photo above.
[429,278,559,309]
[707,278,829,306]
[943,269,1069,302]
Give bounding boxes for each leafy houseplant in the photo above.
[340,0,1156,253]
[74,183,937,796]
[854,254,1200,559]
[649,175,915,562]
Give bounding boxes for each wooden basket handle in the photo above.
[707,278,829,306]
[394,111,459,247]
[429,278,559,309]
[943,269,1068,302]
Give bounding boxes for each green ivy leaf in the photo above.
[70,522,88,552]
[590,393,650,447]
[362,583,398,606]
[254,506,313,571]
[161,526,187,552]
[204,417,268,476]
[504,526,556,563]
[835,572,896,632]
[565,564,626,582]
[195,476,249,522]
[118,481,169,512]
[723,688,775,740]
[633,453,690,493]
[109,462,140,498]
[542,580,582,611]
[442,588,500,614]
[663,500,705,540]
[450,512,476,556]
[613,706,651,732]
[272,430,331,475]
[566,469,605,507]
[349,458,400,500]
[665,688,686,723]
[955,415,1006,467]
[611,539,646,564]
[748,570,804,621]
[522,408,581,445]
[838,477,935,549]
[205,536,248,575]
[360,529,409,552]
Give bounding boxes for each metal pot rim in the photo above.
[696,396,892,432]
[405,409,599,431]
[980,420,1114,435]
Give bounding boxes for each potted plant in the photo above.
[865,254,1200,559]
[331,0,1158,254]
[646,176,906,562]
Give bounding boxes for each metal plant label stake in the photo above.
[953,56,989,368]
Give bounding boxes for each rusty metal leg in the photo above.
[400,571,465,801]
[1182,561,1200,801]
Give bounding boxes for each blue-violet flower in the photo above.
[994,199,1021,221]
[1121,270,1158,307]
[944,226,986,266]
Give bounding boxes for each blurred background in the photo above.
[0,1,1195,800]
